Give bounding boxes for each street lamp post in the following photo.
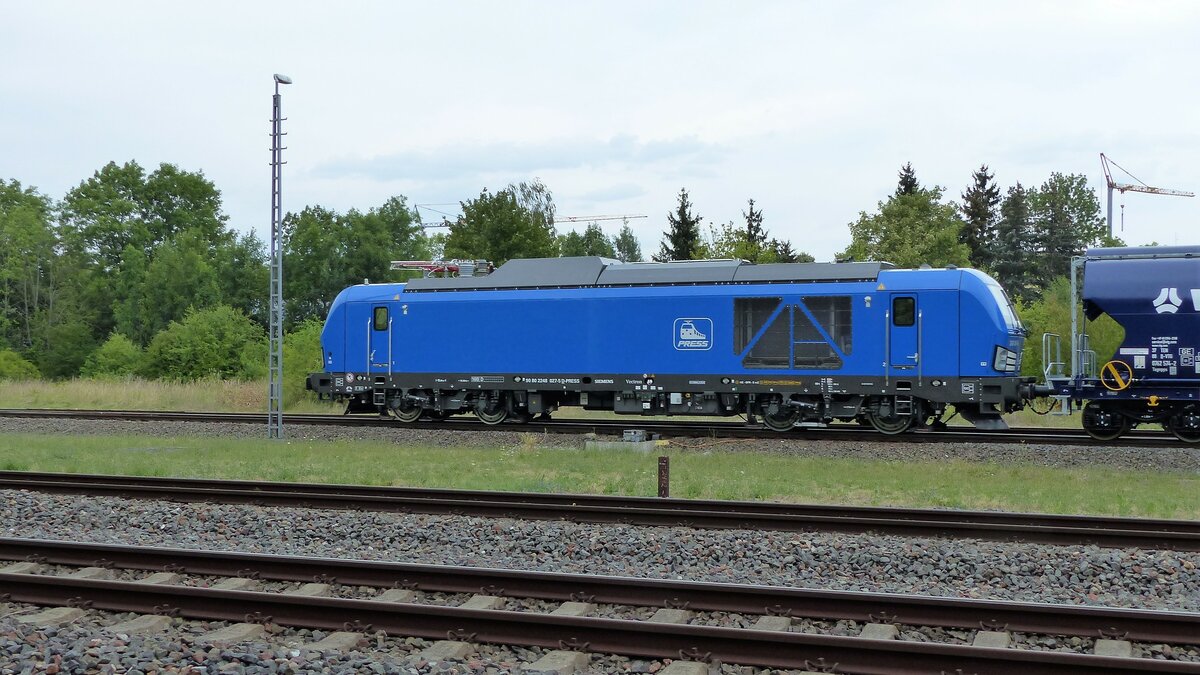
[268,73,292,439]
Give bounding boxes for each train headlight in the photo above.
[993,346,1019,373]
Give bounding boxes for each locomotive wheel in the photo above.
[389,396,424,423]
[1081,402,1129,441]
[1167,412,1200,443]
[865,409,914,435]
[761,408,800,432]
[475,394,509,425]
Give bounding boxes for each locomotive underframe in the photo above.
[307,370,1030,433]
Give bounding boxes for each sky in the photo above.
[3,1,1199,261]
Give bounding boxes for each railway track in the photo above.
[3,470,1199,551]
[1,538,1197,673]
[0,407,1185,445]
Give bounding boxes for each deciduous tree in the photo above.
[842,187,970,268]
[444,180,558,265]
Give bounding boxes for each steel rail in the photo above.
[0,408,1181,446]
[2,543,1199,673]
[9,576,1197,674]
[2,538,1197,644]
[2,471,1199,551]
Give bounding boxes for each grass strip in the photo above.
[0,432,1195,519]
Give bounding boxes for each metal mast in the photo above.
[1100,153,1193,239]
[268,73,292,439]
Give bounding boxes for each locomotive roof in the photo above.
[403,257,895,292]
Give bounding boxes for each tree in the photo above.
[612,223,643,262]
[842,187,971,268]
[769,239,815,263]
[742,199,767,254]
[444,180,558,265]
[59,160,267,347]
[896,162,920,196]
[0,180,56,352]
[655,188,703,261]
[558,222,617,257]
[284,196,430,325]
[959,164,1001,268]
[992,183,1035,301]
[1029,173,1106,283]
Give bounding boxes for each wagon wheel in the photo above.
[1081,402,1129,442]
[865,405,914,435]
[1167,412,1200,443]
[475,394,509,425]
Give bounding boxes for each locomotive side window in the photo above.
[892,297,915,327]
[803,296,852,355]
[373,306,389,331]
[734,297,781,354]
[743,305,791,369]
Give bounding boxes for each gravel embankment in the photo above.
[3,416,1200,473]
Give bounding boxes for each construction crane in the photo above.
[1100,153,1193,239]
[558,214,647,224]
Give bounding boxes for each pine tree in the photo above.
[895,162,920,196]
[992,183,1034,301]
[959,164,1001,269]
[655,188,703,261]
[742,199,767,255]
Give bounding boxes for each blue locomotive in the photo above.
[307,256,1038,433]
[1042,246,1200,442]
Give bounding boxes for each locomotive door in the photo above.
[348,302,392,378]
[888,295,919,373]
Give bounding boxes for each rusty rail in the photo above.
[1,573,1197,673]
[1,538,1197,645]
[2,471,1199,551]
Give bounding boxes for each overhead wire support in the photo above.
[268,73,292,439]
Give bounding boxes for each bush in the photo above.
[82,333,144,378]
[144,305,265,380]
[0,349,39,380]
[239,319,325,405]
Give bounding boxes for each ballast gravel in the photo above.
[1,499,1199,672]
[2,416,1200,473]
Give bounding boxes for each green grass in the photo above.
[0,432,1196,519]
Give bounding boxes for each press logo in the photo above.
[1153,288,1182,314]
[674,318,712,351]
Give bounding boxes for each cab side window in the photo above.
[892,297,915,326]
[373,306,389,331]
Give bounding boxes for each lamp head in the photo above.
[273,74,293,85]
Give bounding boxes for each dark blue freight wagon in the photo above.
[307,257,1039,434]
[1043,246,1200,442]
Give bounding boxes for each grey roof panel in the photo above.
[405,257,613,291]
[733,261,893,282]
[596,260,743,285]
[404,257,894,292]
